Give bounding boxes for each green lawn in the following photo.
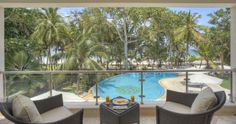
[220,79,230,90]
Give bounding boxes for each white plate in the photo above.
[113,106,128,110]
[112,98,129,105]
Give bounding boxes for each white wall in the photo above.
[0,7,4,102]
[231,6,236,102]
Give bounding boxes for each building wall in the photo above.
[0,7,4,101]
[231,6,236,102]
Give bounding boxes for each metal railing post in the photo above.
[230,71,234,103]
[94,81,100,105]
[77,73,80,94]
[49,72,52,97]
[139,72,145,104]
[185,71,189,93]
[3,72,6,102]
[0,72,3,102]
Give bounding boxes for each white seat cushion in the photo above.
[41,106,73,122]
[12,95,43,123]
[162,101,191,113]
[191,87,217,113]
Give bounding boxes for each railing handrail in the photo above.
[1,68,235,104]
[0,68,235,74]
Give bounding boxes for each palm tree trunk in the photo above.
[206,60,210,69]
[152,60,155,69]
[77,74,80,94]
[220,53,224,69]
[60,58,63,70]
[106,61,109,70]
[159,60,162,68]
[48,47,53,71]
[186,42,189,63]
[199,59,202,69]
[124,19,128,70]
[46,50,49,70]
[54,48,58,69]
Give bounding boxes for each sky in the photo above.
[58,7,222,27]
[169,8,221,27]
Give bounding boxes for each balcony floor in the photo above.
[1,110,236,124]
[1,115,236,124]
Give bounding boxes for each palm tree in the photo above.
[85,8,116,68]
[63,12,107,70]
[6,51,39,71]
[194,42,214,68]
[174,11,203,62]
[208,8,230,69]
[32,8,68,70]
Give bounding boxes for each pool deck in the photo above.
[159,75,230,99]
[159,76,186,92]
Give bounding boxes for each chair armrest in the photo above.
[166,90,198,107]
[156,106,213,124]
[50,109,84,124]
[34,94,63,114]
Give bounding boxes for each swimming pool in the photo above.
[95,72,176,101]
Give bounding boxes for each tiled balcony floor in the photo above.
[1,112,236,124]
[83,115,236,124]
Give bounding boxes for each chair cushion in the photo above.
[41,106,73,122]
[12,95,43,123]
[162,101,191,113]
[191,87,217,113]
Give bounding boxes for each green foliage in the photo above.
[5,8,42,39]
[6,74,48,97]
[194,8,230,69]
[220,79,230,90]
[174,11,203,63]
[208,8,230,67]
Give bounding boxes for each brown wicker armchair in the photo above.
[156,90,226,124]
[0,94,83,124]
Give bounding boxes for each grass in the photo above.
[220,79,230,90]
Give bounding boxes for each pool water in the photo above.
[95,72,176,101]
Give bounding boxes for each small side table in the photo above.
[100,97,140,124]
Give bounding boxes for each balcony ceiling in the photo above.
[0,0,236,8]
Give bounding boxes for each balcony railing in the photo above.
[0,68,235,105]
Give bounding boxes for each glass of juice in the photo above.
[130,96,135,103]
[105,96,110,105]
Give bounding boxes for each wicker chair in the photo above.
[0,94,84,124]
[156,90,226,124]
